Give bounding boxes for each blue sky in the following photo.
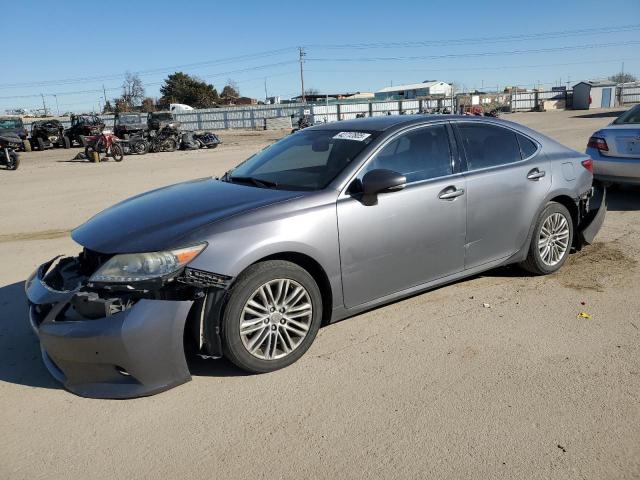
[2,0,639,113]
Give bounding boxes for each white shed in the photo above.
[572,81,617,110]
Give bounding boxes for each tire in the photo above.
[79,135,86,147]
[7,151,19,170]
[36,137,45,151]
[132,140,149,155]
[62,136,70,149]
[520,202,574,275]
[221,260,323,373]
[22,140,31,152]
[111,144,124,162]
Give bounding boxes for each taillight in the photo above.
[587,136,608,151]
[581,159,594,172]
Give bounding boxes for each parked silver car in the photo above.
[587,104,640,184]
[25,115,606,398]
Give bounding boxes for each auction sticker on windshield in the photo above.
[333,132,371,141]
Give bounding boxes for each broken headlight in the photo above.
[89,243,206,283]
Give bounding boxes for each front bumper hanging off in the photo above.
[25,257,195,399]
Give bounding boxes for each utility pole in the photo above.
[298,47,306,103]
[40,94,48,117]
[102,84,107,106]
[53,94,59,116]
[264,77,268,103]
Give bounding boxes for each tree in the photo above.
[159,72,219,108]
[102,100,113,114]
[304,88,320,96]
[121,72,145,107]
[141,97,156,113]
[608,72,637,84]
[221,79,240,99]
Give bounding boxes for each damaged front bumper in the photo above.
[25,255,197,399]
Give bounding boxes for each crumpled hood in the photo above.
[72,178,303,253]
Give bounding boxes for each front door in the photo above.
[337,123,466,308]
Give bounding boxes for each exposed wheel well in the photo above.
[549,195,578,226]
[256,252,333,325]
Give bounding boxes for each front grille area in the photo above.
[178,268,231,288]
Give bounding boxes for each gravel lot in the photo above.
[1,109,638,480]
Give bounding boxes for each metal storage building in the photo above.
[572,81,617,109]
[374,81,452,101]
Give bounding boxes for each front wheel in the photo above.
[222,260,322,373]
[6,151,19,170]
[520,202,573,275]
[162,138,177,152]
[111,143,124,162]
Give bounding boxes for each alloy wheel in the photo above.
[538,212,570,267]
[239,278,313,360]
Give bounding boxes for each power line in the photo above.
[308,40,640,63]
[307,24,640,49]
[0,47,298,90]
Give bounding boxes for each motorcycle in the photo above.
[149,122,181,152]
[0,134,21,170]
[193,131,221,149]
[121,134,150,155]
[291,115,312,134]
[84,129,124,162]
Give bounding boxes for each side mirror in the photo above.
[360,169,406,205]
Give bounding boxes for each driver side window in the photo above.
[361,124,452,183]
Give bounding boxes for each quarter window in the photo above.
[362,125,452,183]
[458,124,522,170]
[517,133,538,158]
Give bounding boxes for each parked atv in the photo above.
[114,112,147,139]
[65,114,105,147]
[0,133,21,170]
[29,120,70,150]
[0,116,30,151]
[193,131,221,149]
[149,122,181,152]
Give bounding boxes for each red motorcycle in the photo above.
[84,129,124,162]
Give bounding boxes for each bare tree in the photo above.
[121,72,145,108]
[608,72,637,84]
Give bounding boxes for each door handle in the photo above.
[527,168,546,180]
[438,186,465,200]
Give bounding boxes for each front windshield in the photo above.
[118,114,141,125]
[614,105,640,124]
[0,118,23,129]
[227,129,378,191]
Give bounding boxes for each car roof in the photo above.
[307,114,510,132]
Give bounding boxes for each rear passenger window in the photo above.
[517,133,538,158]
[458,124,522,170]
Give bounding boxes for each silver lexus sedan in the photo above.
[587,104,640,184]
[25,115,606,398]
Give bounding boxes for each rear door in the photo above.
[453,121,551,270]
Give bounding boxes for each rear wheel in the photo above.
[79,135,86,147]
[521,202,573,275]
[62,136,70,149]
[36,137,45,151]
[22,140,31,152]
[162,138,177,152]
[222,260,322,373]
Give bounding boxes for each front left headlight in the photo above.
[89,243,206,283]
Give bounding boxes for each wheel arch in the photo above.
[250,251,333,326]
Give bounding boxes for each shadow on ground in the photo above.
[0,281,59,390]
[607,185,640,211]
[571,110,623,119]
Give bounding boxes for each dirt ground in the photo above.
[1,108,638,480]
